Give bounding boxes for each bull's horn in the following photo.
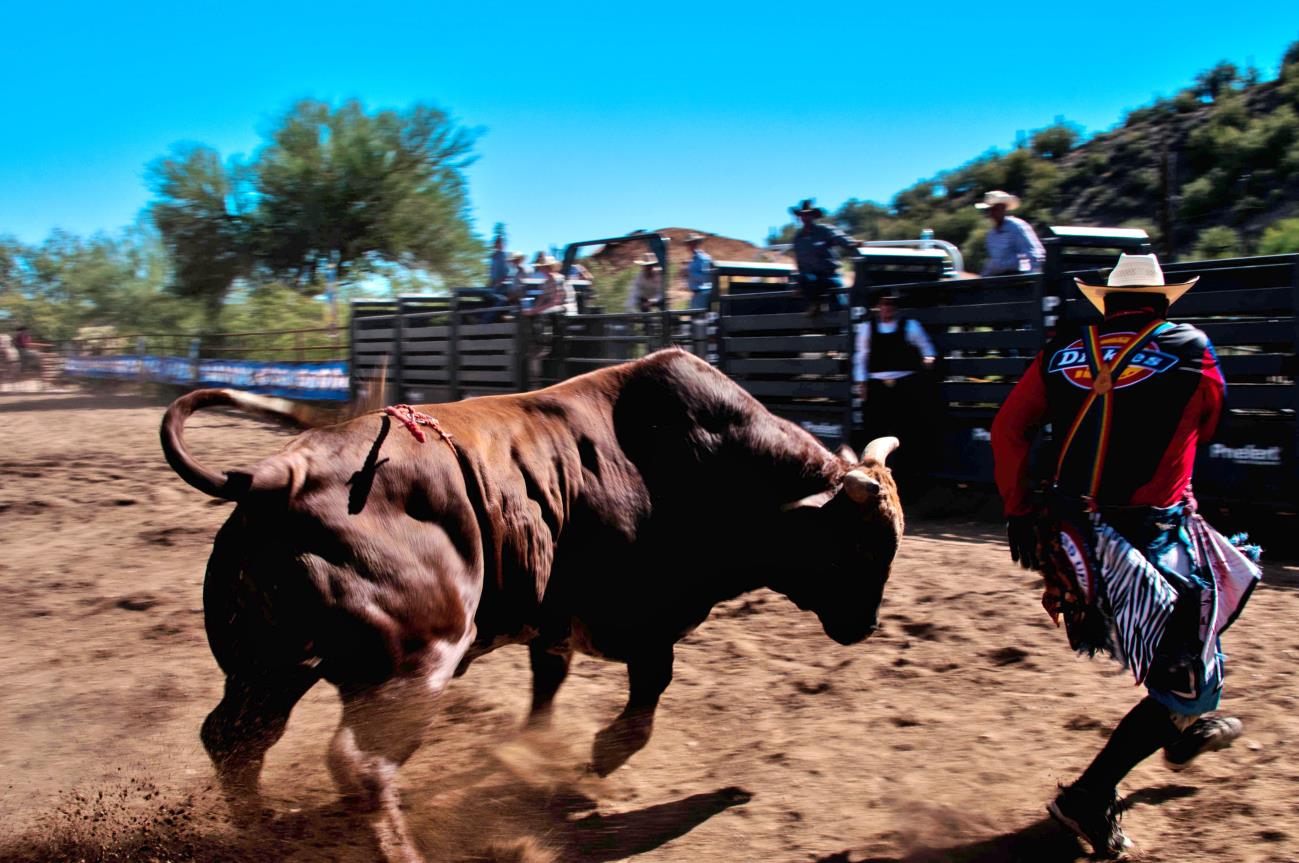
[842,469,880,503]
[160,388,311,500]
[862,436,900,465]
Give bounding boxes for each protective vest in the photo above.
[1040,312,1222,504]
[868,319,923,374]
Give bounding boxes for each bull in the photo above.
[160,349,902,862]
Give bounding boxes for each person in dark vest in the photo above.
[991,253,1260,858]
[852,290,936,480]
[790,199,860,317]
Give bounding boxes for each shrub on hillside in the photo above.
[1259,218,1299,255]
[1191,226,1243,260]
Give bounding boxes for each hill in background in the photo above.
[771,38,1299,272]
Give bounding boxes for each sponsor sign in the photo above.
[1208,443,1283,466]
[65,354,350,401]
[196,359,350,400]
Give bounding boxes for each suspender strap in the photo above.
[1054,320,1172,498]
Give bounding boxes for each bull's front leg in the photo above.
[526,640,573,728]
[591,645,674,776]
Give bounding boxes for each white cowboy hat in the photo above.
[1074,253,1199,313]
[633,254,659,266]
[532,253,560,268]
[974,190,1021,211]
[509,250,526,262]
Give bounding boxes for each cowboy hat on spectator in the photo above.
[790,199,825,217]
[974,190,1021,211]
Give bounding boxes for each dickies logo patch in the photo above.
[1048,332,1178,390]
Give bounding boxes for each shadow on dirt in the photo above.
[0,777,752,863]
[809,783,1200,863]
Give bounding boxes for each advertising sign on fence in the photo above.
[196,359,350,400]
[65,355,144,378]
[65,355,350,401]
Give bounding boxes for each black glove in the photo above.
[1007,514,1040,570]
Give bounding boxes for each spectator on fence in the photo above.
[977,190,1045,276]
[505,251,532,304]
[627,254,663,313]
[566,261,595,313]
[0,332,16,376]
[524,254,576,316]
[790,198,860,318]
[14,325,39,372]
[488,233,510,291]
[852,291,937,483]
[685,233,713,311]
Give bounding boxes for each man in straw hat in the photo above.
[790,199,860,317]
[977,190,1045,276]
[523,252,576,316]
[991,253,1259,857]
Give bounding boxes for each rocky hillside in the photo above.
[774,39,1299,269]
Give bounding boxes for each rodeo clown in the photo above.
[991,253,1261,858]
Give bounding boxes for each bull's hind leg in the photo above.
[591,645,674,776]
[201,668,318,822]
[327,638,470,863]
[526,641,572,728]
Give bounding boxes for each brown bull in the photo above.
[161,349,903,862]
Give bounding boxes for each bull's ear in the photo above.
[781,488,836,512]
[837,444,860,464]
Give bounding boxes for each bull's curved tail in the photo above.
[160,389,314,500]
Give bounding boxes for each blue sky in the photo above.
[3,1,1297,258]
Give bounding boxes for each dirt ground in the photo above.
[1,389,1297,863]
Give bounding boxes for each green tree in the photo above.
[250,100,484,295]
[835,199,893,239]
[1030,122,1082,160]
[1194,61,1242,102]
[148,145,250,329]
[0,229,198,340]
[1258,218,1299,254]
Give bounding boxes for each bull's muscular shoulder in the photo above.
[613,349,768,446]
[611,349,836,498]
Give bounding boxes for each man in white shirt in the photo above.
[853,292,936,398]
[853,291,937,484]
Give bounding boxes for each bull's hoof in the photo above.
[223,795,274,829]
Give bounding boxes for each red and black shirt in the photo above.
[992,309,1225,516]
